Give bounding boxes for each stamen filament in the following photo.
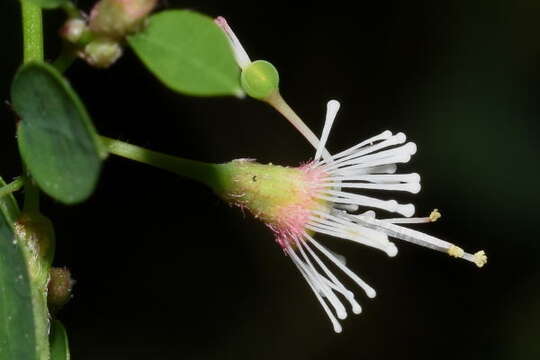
[302,240,362,314]
[325,133,408,169]
[288,248,343,333]
[291,238,347,319]
[352,214,486,267]
[315,100,340,161]
[320,130,394,165]
[305,232,377,298]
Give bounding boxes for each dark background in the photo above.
[2,0,540,359]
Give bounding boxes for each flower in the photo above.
[217,100,487,333]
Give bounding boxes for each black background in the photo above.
[1,1,540,359]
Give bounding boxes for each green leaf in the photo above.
[11,62,106,204]
[0,177,48,360]
[26,0,67,9]
[49,320,70,360]
[128,10,242,97]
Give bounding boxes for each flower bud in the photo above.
[14,211,55,287]
[241,60,280,100]
[89,0,158,39]
[79,38,123,68]
[48,267,75,313]
[59,18,91,44]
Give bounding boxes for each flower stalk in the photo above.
[265,92,328,153]
[100,136,222,188]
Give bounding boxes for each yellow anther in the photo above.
[429,209,441,222]
[447,245,464,258]
[473,250,488,268]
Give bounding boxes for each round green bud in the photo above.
[241,60,280,100]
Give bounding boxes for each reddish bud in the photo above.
[48,267,75,312]
[89,0,158,39]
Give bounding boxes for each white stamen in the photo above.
[325,142,416,173]
[291,238,348,320]
[338,164,398,175]
[324,130,394,163]
[306,222,392,256]
[383,210,440,224]
[324,173,420,184]
[323,182,421,194]
[308,211,398,256]
[317,190,415,217]
[333,203,360,212]
[311,210,390,247]
[321,244,347,266]
[351,214,485,266]
[353,214,453,251]
[339,141,415,167]
[330,155,411,176]
[383,217,431,224]
[326,133,408,169]
[315,100,341,162]
[287,248,343,333]
[214,17,252,69]
[305,232,377,298]
[301,240,362,314]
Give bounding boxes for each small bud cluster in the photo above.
[59,0,157,68]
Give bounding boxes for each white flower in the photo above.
[222,100,487,333]
[212,16,487,331]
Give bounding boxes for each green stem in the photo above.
[100,136,221,188]
[20,0,43,211]
[52,44,77,73]
[0,178,24,198]
[21,0,44,63]
[23,176,40,212]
